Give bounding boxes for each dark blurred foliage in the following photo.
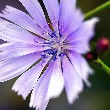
[0,0,110,110]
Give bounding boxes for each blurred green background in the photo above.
[0,0,110,110]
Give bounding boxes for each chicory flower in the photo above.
[0,0,99,110]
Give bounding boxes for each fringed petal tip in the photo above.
[67,85,84,104]
[87,17,100,27]
[12,85,26,100]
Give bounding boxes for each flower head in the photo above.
[0,0,98,110]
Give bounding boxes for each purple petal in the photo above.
[39,100,49,110]
[42,0,59,31]
[29,62,55,109]
[0,53,40,82]
[68,51,93,86]
[62,55,83,104]
[0,18,44,44]
[64,42,90,54]
[66,18,99,43]
[29,58,64,110]
[19,0,51,33]
[46,58,64,99]
[59,0,83,38]
[65,18,99,54]
[12,59,49,100]
[0,43,49,61]
[0,6,45,36]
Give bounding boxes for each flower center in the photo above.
[40,32,67,61]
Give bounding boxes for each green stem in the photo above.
[84,1,110,19]
[95,58,110,75]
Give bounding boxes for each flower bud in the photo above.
[86,52,93,60]
[96,37,110,51]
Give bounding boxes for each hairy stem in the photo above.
[95,58,110,75]
[84,1,110,19]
